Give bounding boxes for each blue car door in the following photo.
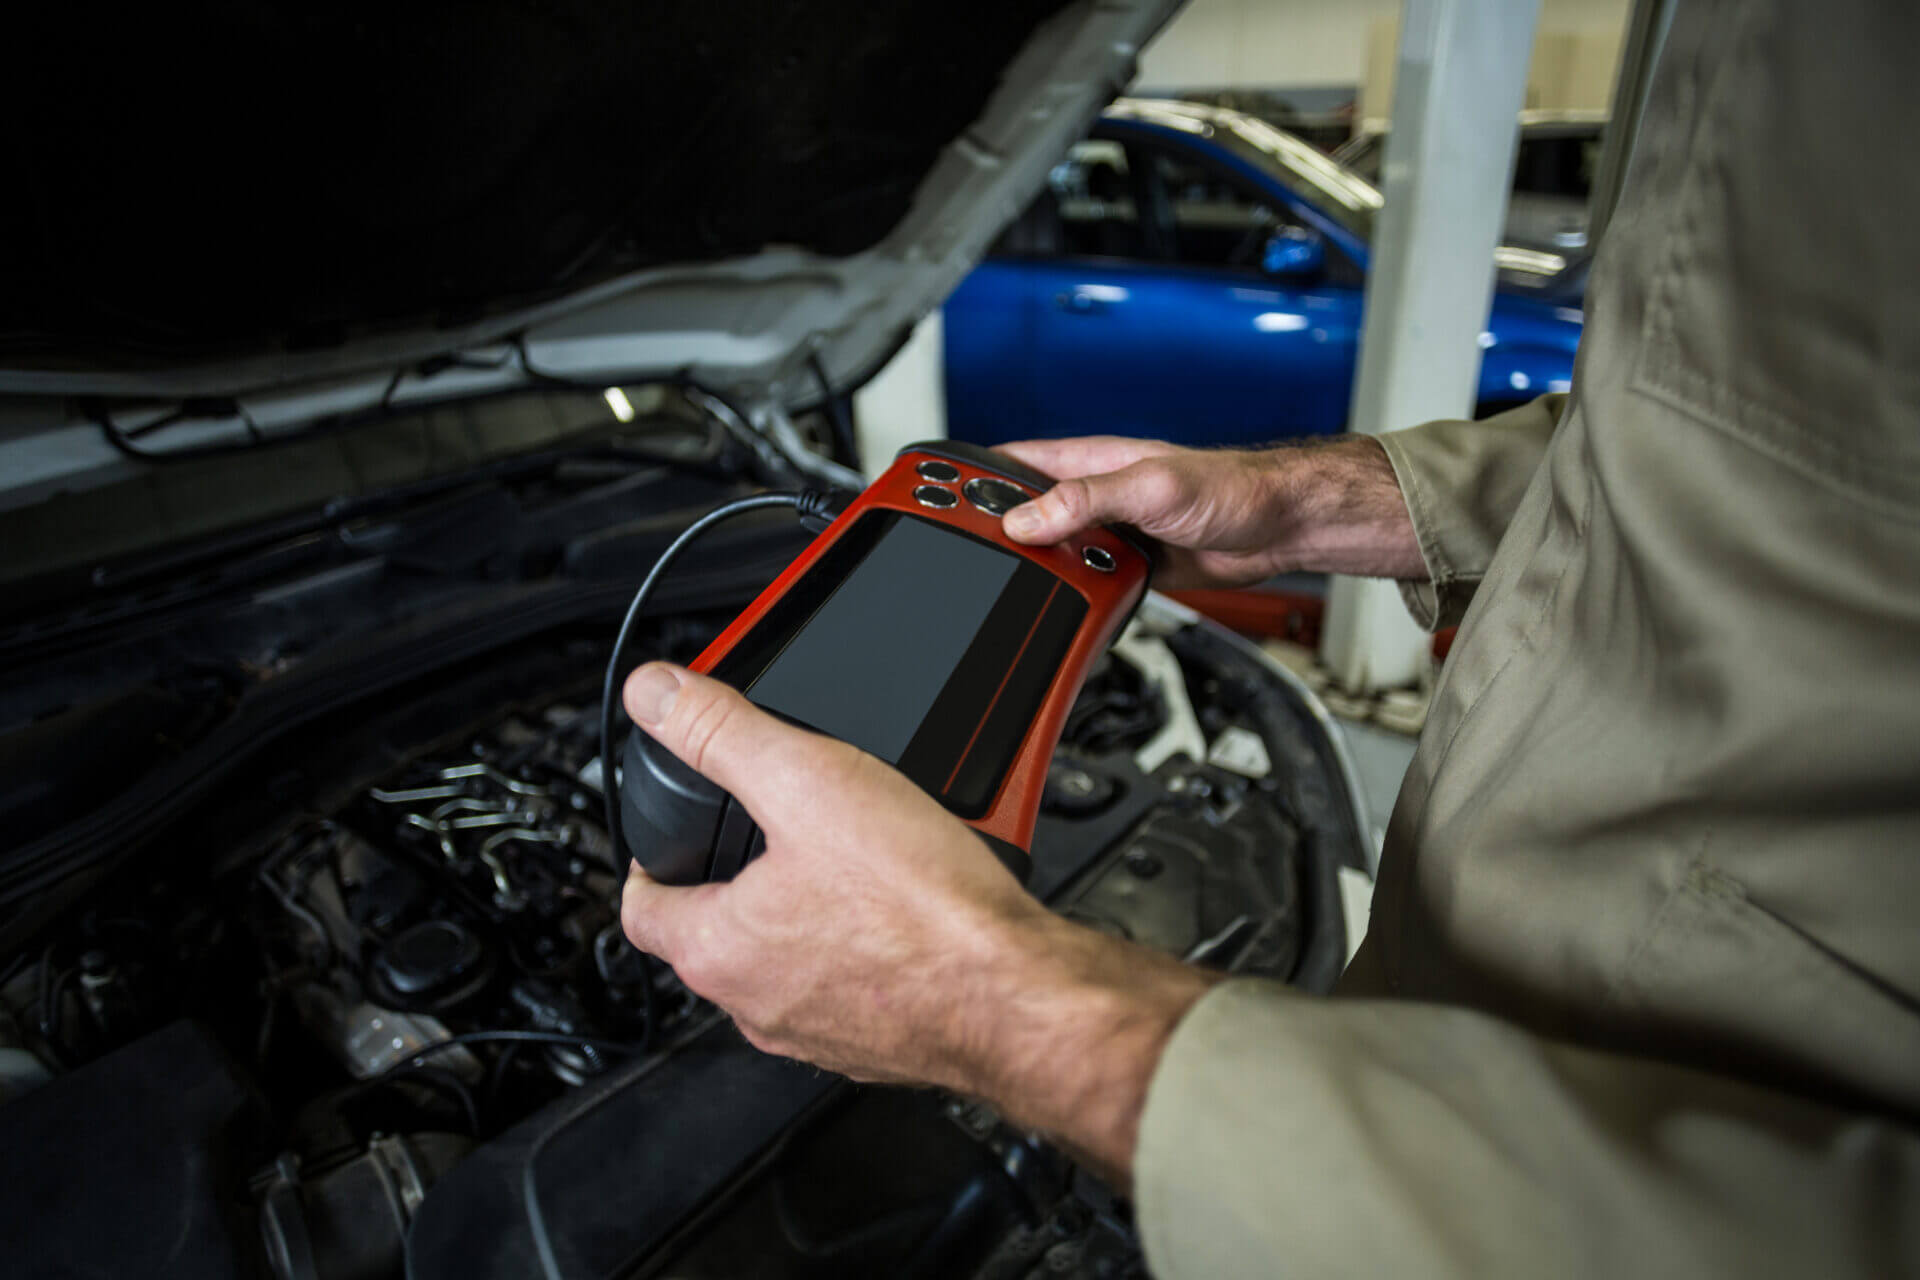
[1020,136,1363,445]
[945,259,1045,443]
[945,138,1148,444]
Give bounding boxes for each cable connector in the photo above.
[795,487,855,534]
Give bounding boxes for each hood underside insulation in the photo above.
[5,0,1072,366]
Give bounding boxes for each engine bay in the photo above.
[0,601,1358,1279]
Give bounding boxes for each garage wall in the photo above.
[1136,0,1403,92]
[852,311,945,477]
[1137,0,1632,117]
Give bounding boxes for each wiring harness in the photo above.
[596,487,848,1017]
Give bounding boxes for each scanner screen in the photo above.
[744,515,1016,764]
[712,511,1087,818]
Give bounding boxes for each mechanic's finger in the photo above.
[996,436,1175,482]
[623,661,823,801]
[1003,459,1177,545]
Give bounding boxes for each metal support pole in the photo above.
[1320,0,1542,694]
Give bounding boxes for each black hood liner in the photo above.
[4,0,1071,367]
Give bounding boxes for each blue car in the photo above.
[945,99,1585,447]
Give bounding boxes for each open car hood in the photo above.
[1,1,1176,442]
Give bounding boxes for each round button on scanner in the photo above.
[1081,545,1116,573]
[915,459,961,483]
[963,476,1030,516]
[913,484,958,509]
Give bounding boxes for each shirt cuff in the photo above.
[1374,397,1565,631]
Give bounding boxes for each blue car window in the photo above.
[1130,144,1361,285]
[1047,140,1148,261]
[1511,131,1603,199]
[1148,148,1299,272]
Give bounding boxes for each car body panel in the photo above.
[949,256,1364,444]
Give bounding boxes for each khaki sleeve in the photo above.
[1134,981,1920,1279]
[1376,392,1565,630]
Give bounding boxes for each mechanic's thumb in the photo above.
[624,662,802,801]
[620,859,703,962]
[1003,465,1152,545]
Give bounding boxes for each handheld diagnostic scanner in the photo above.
[616,441,1154,886]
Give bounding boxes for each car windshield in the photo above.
[1219,114,1567,280]
[1339,134,1385,182]
[1340,125,1602,201]
[1213,114,1384,242]
[1511,132,1603,199]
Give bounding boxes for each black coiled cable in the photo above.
[597,489,846,1042]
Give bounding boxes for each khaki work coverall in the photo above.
[1134,3,1920,1275]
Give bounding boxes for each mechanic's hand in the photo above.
[995,434,1425,588]
[618,660,1037,1085]
[619,661,1215,1181]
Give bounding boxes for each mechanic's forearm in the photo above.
[1262,435,1425,580]
[942,442,1420,1165]
[950,909,1221,1186]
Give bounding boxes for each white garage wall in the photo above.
[852,311,946,477]
[1138,0,1402,92]
[1137,0,1631,106]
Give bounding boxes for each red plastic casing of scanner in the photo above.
[685,444,1151,857]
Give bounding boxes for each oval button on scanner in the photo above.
[963,477,1030,516]
[1081,545,1116,573]
[913,484,958,509]
[915,460,961,483]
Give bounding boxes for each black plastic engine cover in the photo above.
[0,1020,262,1278]
[404,1017,839,1280]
